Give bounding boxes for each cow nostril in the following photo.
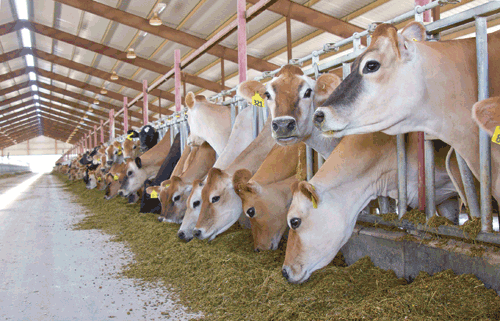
[313,111,325,124]
[282,268,289,280]
[178,231,185,240]
[287,119,296,131]
[254,248,260,253]
[118,191,123,197]
[272,122,278,132]
[194,229,202,238]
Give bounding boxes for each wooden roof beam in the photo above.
[53,0,279,72]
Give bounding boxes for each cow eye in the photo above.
[303,88,312,98]
[133,146,136,149]
[173,195,181,202]
[127,171,133,176]
[211,196,220,203]
[290,218,301,230]
[363,60,380,74]
[264,91,271,99]
[193,200,200,208]
[246,207,255,218]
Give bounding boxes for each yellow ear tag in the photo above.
[97,177,102,182]
[252,92,265,108]
[113,175,119,181]
[150,190,158,199]
[492,126,500,145]
[412,38,418,42]
[310,185,317,209]
[127,133,134,141]
[117,149,123,156]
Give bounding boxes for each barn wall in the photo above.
[1,136,74,156]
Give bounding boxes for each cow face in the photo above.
[238,65,340,146]
[155,176,192,224]
[178,180,204,242]
[86,171,97,189]
[194,168,242,241]
[105,144,115,166]
[139,125,158,152]
[123,138,140,159]
[233,169,293,252]
[313,22,427,138]
[118,157,146,197]
[104,163,127,200]
[282,181,352,284]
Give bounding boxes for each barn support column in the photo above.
[174,49,181,113]
[109,109,115,140]
[100,120,104,144]
[88,130,92,149]
[286,15,292,62]
[143,80,149,125]
[123,97,129,133]
[221,59,225,102]
[237,0,247,83]
[94,125,97,147]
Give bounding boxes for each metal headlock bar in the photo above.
[61,1,500,242]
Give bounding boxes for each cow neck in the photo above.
[304,126,341,159]
[188,103,231,155]
[416,40,500,200]
[140,131,173,169]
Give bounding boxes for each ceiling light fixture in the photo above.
[126,48,137,59]
[100,88,108,95]
[29,71,36,81]
[31,85,38,91]
[93,100,100,105]
[149,12,162,26]
[14,0,28,20]
[26,54,34,67]
[110,71,119,80]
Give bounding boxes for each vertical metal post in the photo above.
[180,120,186,154]
[175,49,182,112]
[109,109,115,140]
[88,130,92,149]
[306,146,313,181]
[123,97,128,133]
[353,33,362,54]
[378,197,390,214]
[397,134,407,218]
[312,52,324,169]
[230,98,236,129]
[237,0,247,83]
[143,80,149,125]
[252,104,258,139]
[94,125,97,147]
[456,153,480,218]
[170,121,174,145]
[476,17,492,232]
[238,98,246,114]
[100,120,104,143]
[424,136,435,220]
[221,59,225,102]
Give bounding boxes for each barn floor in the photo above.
[0,174,201,320]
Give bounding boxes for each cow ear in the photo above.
[298,181,320,209]
[146,186,160,195]
[237,80,267,104]
[400,21,426,42]
[472,97,500,136]
[161,179,171,188]
[233,169,253,193]
[314,73,341,106]
[135,157,142,169]
[185,92,196,108]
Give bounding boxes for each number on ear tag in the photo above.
[150,190,158,199]
[113,175,119,181]
[492,126,500,145]
[252,92,265,108]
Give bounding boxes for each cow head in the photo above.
[105,144,115,166]
[233,169,294,251]
[238,65,341,146]
[104,162,127,200]
[153,176,192,224]
[86,170,97,189]
[194,168,242,241]
[178,180,205,242]
[313,22,427,137]
[282,181,356,284]
[139,125,158,152]
[118,157,146,197]
[123,136,140,159]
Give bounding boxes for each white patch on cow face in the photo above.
[178,184,204,242]
[119,161,147,196]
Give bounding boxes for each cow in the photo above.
[118,128,173,198]
[281,133,461,284]
[177,180,205,242]
[106,141,124,166]
[104,161,129,200]
[194,141,304,241]
[123,133,141,159]
[185,92,232,156]
[140,133,183,213]
[312,22,500,201]
[146,140,216,223]
[136,125,159,152]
